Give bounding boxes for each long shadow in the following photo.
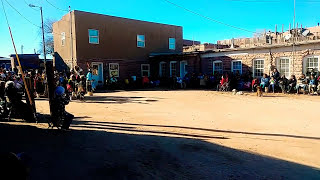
[74,121,320,141]
[82,96,159,105]
[0,122,319,180]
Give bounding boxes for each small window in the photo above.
[277,58,290,77]
[141,64,150,77]
[253,59,264,77]
[304,57,319,75]
[159,62,167,77]
[170,61,177,77]
[231,60,242,74]
[169,38,176,50]
[88,29,99,44]
[213,61,223,75]
[61,32,65,46]
[137,35,145,48]
[109,63,119,77]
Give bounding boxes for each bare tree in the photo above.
[38,18,56,56]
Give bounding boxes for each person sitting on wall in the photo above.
[278,75,288,93]
[308,75,316,94]
[252,77,260,92]
[142,76,150,88]
[260,74,269,91]
[271,68,280,81]
[287,75,297,93]
[296,74,308,94]
[268,76,276,93]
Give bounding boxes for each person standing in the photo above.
[86,69,93,93]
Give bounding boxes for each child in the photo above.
[260,74,269,90]
[308,75,316,94]
[252,78,259,92]
[268,76,276,93]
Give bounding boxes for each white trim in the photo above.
[159,61,166,77]
[109,63,120,77]
[252,59,265,78]
[61,32,65,46]
[137,34,145,48]
[231,60,242,74]
[303,55,319,75]
[170,61,177,77]
[180,60,187,77]
[141,64,150,77]
[88,29,99,44]
[276,57,291,78]
[212,60,223,74]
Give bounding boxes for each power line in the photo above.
[44,0,68,12]
[162,0,255,33]
[3,0,41,28]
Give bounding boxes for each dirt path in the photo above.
[1,90,320,179]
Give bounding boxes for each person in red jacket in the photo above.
[252,78,260,92]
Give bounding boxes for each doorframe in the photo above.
[180,60,187,77]
[92,62,104,84]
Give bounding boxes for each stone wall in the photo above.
[201,43,320,77]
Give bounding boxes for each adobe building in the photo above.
[53,10,183,85]
[199,26,320,78]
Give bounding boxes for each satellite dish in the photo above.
[284,34,292,40]
[302,29,310,37]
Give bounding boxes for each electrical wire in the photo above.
[162,0,255,33]
[44,0,68,12]
[3,0,41,28]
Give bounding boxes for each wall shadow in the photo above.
[83,96,159,104]
[0,122,319,180]
[74,121,320,141]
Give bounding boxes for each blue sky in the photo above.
[0,0,320,57]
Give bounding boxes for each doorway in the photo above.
[180,61,188,78]
[91,62,104,87]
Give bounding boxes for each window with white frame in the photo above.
[61,32,65,46]
[169,38,176,50]
[253,59,264,77]
[170,61,177,77]
[159,62,166,77]
[88,29,99,44]
[231,60,242,74]
[213,61,223,75]
[277,58,290,78]
[109,63,119,77]
[137,35,145,47]
[141,64,150,77]
[304,57,319,75]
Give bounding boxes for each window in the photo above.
[141,64,150,77]
[109,63,119,77]
[88,29,99,44]
[231,60,242,74]
[170,61,177,77]
[304,57,319,75]
[61,32,65,46]
[159,62,166,77]
[213,61,223,75]
[137,35,145,47]
[277,58,290,77]
[253,59,264,77]
[169,38,176,50]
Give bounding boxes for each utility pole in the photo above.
[69,6,74,70]
[292,0,296,73]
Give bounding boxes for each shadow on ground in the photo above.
[0,122,319,180]
[81,96,160,104]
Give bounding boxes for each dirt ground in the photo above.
[1,90,320,179]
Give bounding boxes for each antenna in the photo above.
[21,45,24,54]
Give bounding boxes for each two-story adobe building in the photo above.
[53,10,183,85]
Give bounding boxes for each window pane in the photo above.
[89,29,98,36]
[89,37,99,44]
[169,38,175,50]
[137,35,145,41]
[137,41,145,47]
[142,65,149,71]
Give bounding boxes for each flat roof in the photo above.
[72,10,182,28]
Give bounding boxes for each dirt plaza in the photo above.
[1,90,320,179]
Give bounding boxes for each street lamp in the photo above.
[29,4,46,65]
